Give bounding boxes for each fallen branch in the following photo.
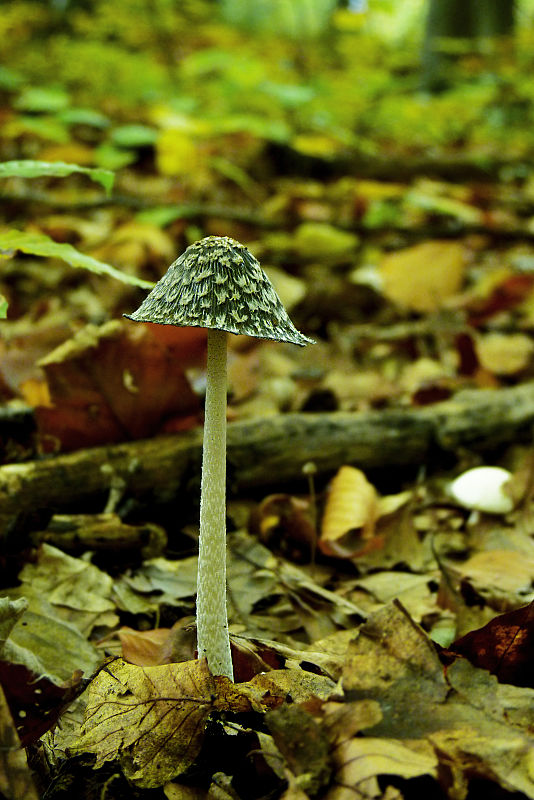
[1,381,534,536]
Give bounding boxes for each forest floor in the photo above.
[3,6,534,800]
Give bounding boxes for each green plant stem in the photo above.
[196,328,234,680]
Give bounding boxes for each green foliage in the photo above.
[0,230,153,290]
[220,0,338,39]
[0,160,115,195]
[1,0,534,180]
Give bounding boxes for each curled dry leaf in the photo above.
[452,550,534,611]
[332,737,437,798]
[320,466,380,558]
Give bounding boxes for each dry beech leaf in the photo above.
[72,658,216,786]
[249,668,337,703]
[71,658,278,788]
[118,627,173,667]
[380,240,466,312]
[72,658,264,788]
[320,466,379,557]
[453,550,534,611]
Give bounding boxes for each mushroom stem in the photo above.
[196,328,234,680]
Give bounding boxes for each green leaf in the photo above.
[0,230,153,290]
[58,108,110,129]
[0,160,115,195]
[14,86,70,113]
[110,124,158,148]
[0,295,8,319]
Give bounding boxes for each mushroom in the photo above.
[448,466,514,515]
[125,236,313,679]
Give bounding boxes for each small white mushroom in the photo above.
[449,466,514,514]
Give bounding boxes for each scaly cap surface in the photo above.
[124,236,314,346]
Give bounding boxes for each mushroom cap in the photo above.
[449,466,514,514]
[124,236,314,346]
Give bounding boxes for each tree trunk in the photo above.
[422,0,515,91]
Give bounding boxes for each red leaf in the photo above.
[35,321,203,451]
[447,601,534,688]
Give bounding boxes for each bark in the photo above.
[1,382,534,537]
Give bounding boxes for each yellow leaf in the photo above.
[294,222,358,260]
[291,134,342,159]
[380,241,466,312]
[156,129,200,177]
[320,466,378,556]
[475,332,534,376]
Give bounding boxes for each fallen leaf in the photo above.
[118,627,174,667]
[475,331,534,375]
[35,319,201,451]
[453,550,534,611]
[15,543,117,635]
[0,598,87,747]
[72,657,260,788]
[337,602,534,798]
[332,737,437,798]
[72,658,216,787]
[380,240,466,312]
[250,493,317,562]
[320,466,379,557]
[447,600,534,688]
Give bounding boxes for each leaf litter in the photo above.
[4,5,534,799]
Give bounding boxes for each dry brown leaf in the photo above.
[320,466,379,557]
[118,627,174,667]
[71,658,219,787]
[249,668,337,703]
[336,603,534,798]
[380,240,466,312]
[332,737,437,795]
[453,550,534,611]
[71,657,278,788]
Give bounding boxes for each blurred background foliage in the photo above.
[1,0,534,174]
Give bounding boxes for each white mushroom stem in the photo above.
[196,328,234,680]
